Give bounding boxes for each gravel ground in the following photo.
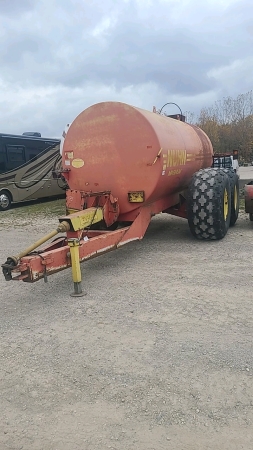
[0,200,253,450]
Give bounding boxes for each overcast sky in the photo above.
[0,0,252,138]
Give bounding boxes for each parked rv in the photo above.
[0,132,67,211]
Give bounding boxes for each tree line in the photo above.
[185,90,253,163]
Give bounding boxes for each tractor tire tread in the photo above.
[187,168,231,240]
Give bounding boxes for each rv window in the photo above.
[6,145,26,163]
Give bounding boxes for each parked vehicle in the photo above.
[0,132,67,211]
[2,102,240,295]
[212,151,240,176]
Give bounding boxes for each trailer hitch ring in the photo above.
[1,257,18,281]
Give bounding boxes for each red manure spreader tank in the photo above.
[2,102,239,295]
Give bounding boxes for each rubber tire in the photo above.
[0,190,12,211]
[221,169,239,226]
[187,168,231,240]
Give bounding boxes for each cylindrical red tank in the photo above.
[62,102,213,214]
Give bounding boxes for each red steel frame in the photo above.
[8,191,184,283]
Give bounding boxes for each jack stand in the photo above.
[72,281,85,297]
[68,238,85,297]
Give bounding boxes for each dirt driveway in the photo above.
[0,200,253,450]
